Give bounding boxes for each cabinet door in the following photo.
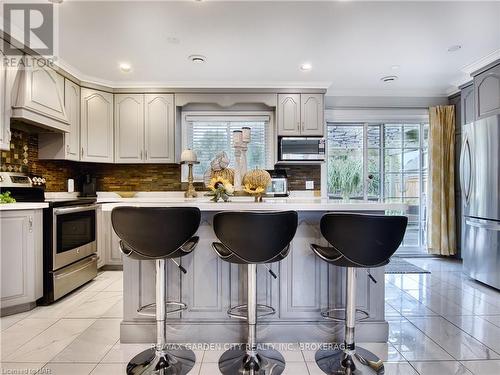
[301,93,324,136]
[64,79,80,161]
[80,88,114,162]
[144,94,175,163]
[277,94,301,135]
[105,211,123,266]
[461,84,475,125]
[114,94,144,163]
[96,206,105,268]
[475,64,500,120]
[0,49,8,150]
[1,210,42,308]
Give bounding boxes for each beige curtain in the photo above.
[427,105,456,256]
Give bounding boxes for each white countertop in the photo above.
[98,194,406,212]
[0,202,49,211]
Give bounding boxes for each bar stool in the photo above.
[111,207,201,375]
[212,211,298,375]
[310,213,407,375]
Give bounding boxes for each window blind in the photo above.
[185,117,271,180]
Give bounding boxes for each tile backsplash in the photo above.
[2,130,320,192]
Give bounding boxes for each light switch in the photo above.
[306,181,314,190]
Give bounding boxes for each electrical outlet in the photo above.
[306,181,314,190]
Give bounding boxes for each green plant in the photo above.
[0,191,16,204]
[328,156,362,199]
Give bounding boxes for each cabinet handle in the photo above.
[66,144,70,155]
[145,150,148,160]
[140,150,143,160]
[81,147,84,157]
[28,216,33,233]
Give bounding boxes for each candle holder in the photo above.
[181,161,200,198]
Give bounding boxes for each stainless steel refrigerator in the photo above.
[460,114,500,290]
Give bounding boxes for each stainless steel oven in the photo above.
[52,204,97,270]
[42,198,98,303]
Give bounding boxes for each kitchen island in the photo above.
[100,196,406,344]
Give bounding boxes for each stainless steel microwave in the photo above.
[279,137,325,161]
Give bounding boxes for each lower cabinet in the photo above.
[96,209,123,268]
[0,209,43,313]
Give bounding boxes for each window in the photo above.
[327,122,429,251]
[183,113,273,180]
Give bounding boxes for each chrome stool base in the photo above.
[218,345,285,375]
[127,346,196,375]
[315,347,384,375]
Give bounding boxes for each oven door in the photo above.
[53,205,97,270]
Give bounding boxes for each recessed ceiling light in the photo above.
[119,63,132,73]
[381,75,398,83]
[448,45,462,52]
[188,55,206,63]
[48,0,64,3]
[391,65,400,70]
[166,36,180,44]
[300,63,312,71]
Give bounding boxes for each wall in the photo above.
[2,130,312,192]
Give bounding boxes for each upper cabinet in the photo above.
[144,94,175,163]
[114,93,175,163]
[277,94,301,135]
[38,79,81,160]
[278,93,324,136]
[81,88,114,163]
[0,49,11,150]
[114,94,144,163]
[11,56,69,132]
[301,94,324,135]
[474,63,500,120]
[461,84,475,126]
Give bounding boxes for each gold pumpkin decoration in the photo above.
[243,169,271,191]
[211,168,235,185]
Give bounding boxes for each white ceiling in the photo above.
[51,1,500,96]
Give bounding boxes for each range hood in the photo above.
[11,56,69,133]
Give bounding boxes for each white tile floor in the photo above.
[1,258,500,374]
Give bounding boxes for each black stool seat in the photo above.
[112,206,201,260]
[213,242,290,264]
[312,212,408,268]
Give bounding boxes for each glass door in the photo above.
[327,123,428,254]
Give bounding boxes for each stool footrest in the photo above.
[320,307,369,322]
[227,304,276,320]
[137,301,187,317]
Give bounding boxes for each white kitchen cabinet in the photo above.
[11,56,69,132]
[114,94,144,163]
[81,88,114,162]
[0,210,43,314]
[38,79,81,160]
[277,93,324,136]
[1,52,21,150]
[0,49,10,150]
[102,210,123,266]
[301,94,324,135]
[144,94,175,163]
[277,94,301,135]
[114,93,175,164]
[96,206,105,268]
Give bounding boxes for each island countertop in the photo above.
[98,196,406,212]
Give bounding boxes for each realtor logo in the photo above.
[3,3,54,56]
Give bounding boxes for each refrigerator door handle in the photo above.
[465,218,500,231]
[460,135,472,205]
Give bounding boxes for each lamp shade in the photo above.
[181,149,197,163]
